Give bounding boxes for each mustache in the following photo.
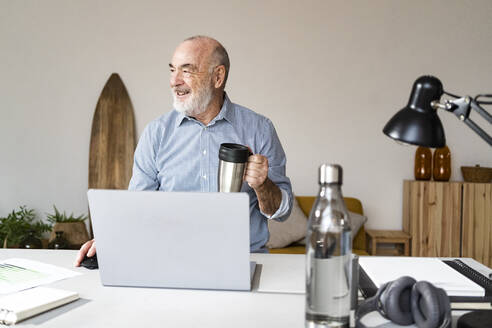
[173,87,190,93]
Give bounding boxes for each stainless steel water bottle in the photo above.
[306,164,352,328]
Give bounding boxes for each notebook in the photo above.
[0,258,82,294]
[358,257,492,305]
[0,287,79,325]
[87,189,253,291]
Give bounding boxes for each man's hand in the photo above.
[244,154,269,189]
[74,239,96,267]
[244,154,282,216]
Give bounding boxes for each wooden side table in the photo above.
[365,230,411,256]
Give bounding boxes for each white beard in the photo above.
[173,83,213,116]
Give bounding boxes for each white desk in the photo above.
[0,250,490,327]
[0,250,305,328]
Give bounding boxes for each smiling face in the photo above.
[169,40,216,116]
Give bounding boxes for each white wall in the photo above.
[1,0,491,230]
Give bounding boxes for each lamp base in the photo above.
[457,310,492,328]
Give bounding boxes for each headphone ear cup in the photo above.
[411,281,441,328]
[380,276,416,325]
[436,287,451,328]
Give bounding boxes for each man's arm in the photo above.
[244,118,292,219]
[76,123,160,266]
[128,123,161,191]
[244,155,282,216]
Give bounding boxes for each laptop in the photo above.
[87,189,253,291]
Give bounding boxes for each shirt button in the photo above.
[202,175,207,179]
[203,150,207,155]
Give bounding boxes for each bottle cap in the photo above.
[319,164,343,184]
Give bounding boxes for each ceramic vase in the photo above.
[49,222,89,249]
[414,146,432,180]
[433,146,451,181]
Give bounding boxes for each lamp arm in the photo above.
[443,97,492,146]
[471,99,492,123]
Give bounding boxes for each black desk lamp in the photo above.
[383,75,492,147]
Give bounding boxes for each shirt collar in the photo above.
[175,92,235,127]
[175,109,188,127]
[212,93,234,125]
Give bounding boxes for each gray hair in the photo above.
[184,35,230,87]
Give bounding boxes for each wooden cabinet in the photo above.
[462,183,492,267]
[403,180,492,267]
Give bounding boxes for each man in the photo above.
[75,36,292,265]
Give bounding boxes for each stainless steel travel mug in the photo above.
[218,143,250,192]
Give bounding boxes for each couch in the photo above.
[268,196,368,255]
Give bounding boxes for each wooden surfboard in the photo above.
[89,73,136,235]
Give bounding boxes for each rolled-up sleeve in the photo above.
[258,119,293,221]
[128,123,160,191]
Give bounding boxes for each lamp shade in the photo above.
[383,76,446,148]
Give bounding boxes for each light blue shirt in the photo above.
[128,94,293,252]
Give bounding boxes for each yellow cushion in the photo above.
[269,245,306,254]
[296,196,363,216]
[270,196,367,254]
[269,246,369,256]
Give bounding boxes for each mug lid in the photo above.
[219,143,250,163]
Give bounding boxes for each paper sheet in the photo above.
[359,257,484,297]
[0,258,81,294]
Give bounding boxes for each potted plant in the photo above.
[46,206,89,249]
[0,206,52,248]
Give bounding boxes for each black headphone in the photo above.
[356,276,451,328]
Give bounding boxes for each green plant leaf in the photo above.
[0,206,52,248]
[46,205,88,223]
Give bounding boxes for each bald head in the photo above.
[169,36,230,121]
[181,36,230,87]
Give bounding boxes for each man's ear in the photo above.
[214,65,226,88]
